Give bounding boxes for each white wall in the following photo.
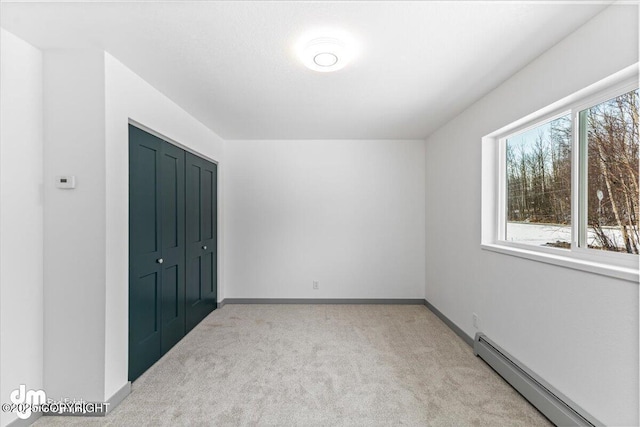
[43,49,107,402]
[104,53,225,400]
[0,29,44,427]
[224,140,425,299]
[423,5,638,426]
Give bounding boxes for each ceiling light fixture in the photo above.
[314,52,338,67]
[296,31,357,73]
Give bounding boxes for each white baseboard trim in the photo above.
[106,381,131,414]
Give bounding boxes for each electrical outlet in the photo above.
[312,280,319,290]
[472,313,480,329]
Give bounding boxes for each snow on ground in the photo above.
[506,222,627,250]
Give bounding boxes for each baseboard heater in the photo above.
[473,333,600,427]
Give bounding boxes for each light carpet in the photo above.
[34,304,551,426]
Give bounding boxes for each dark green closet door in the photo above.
[185,152,217,332]
[159,142,186,354]
[130,125,216,380]
[129,125,187,381]
[129,125,163,381]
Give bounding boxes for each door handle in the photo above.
[157,258,164,264]
[202,245,207,250]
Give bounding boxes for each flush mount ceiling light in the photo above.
[296,31,357,72]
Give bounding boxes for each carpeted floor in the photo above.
[34,304,551,426]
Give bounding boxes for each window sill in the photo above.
[481,243,639,283]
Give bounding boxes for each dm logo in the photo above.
[10,385,46,419]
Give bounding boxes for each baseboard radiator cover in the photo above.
[473,333,601,427]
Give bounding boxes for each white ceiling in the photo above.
[1,1,610,140]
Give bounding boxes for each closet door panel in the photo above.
[160,142,186,354]
[185,153,217,332]
[201,160,217,303]
[129,125,163,381]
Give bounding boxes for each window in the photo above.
[482,65,639,281]
[505,113,572,248]
[580,90,639,254]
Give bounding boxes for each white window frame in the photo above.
[482,64,639,283]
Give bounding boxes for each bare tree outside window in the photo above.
[583,89,639,254]
[505,114,572,248]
